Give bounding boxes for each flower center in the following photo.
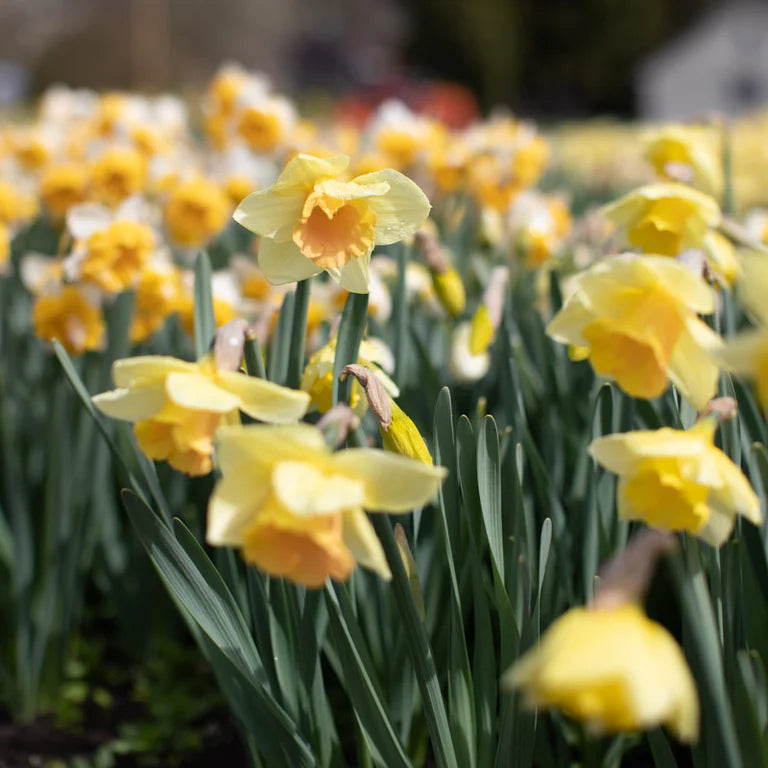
[293,191,376,270]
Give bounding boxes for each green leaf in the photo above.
[646,729,678,768]
[244,336,267,379]
[270,290,295,385]
[324,581,411,768]
[477,415,504,575]
[193,250,215,359]
[286,278,311,389]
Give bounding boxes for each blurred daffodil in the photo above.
[547,255,721,408]
[93,355,310,476]
[206,423,446,586]
[233,153,430,293]
[505,603,698,742]
[644,125,722,194]
[589,419,760,545]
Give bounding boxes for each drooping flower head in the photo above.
[547,255,722,408]
[505,603,699,742]
[233,153,430,294]
[207,423,446,586]
[589,419,760,545]
[93,355,310,476]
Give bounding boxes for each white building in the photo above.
[637,1,768,120]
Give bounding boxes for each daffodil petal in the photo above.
[697,500,736,547]
[215,370,310,423]
[640,257,716,314]
[276,154,349,187]
[207,466,270,547]
[668,318,721,410]
[215,423,329,472]
[354,170,431,245]
[333,449,447,512]
[709,451,762,525]
[272,461,365,516]
[343,508,391,579]
[546,293,593,346]
[589,429,706,475]
[67,203,112,240]
[233,185,308,241]
[92,384,166,421]
[165,372,241,412]
[718,328,768,375]
[113,356,197,387]
[257,237,323,285]
[331,253,371,294]
[314,178,390,200]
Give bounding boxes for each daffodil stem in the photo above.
[371,514,460,768]
[394,242,409,385]
[666,543,742,767]
[286,279,311,389]
[244,337,267,379]
[332,291,369,406]
[721,120,734,217]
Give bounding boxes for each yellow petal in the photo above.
[589,429,707,475]
[718,328,768,376]
[216,370,310,423]
[328,252,371,294]
[738,252,768,325]
[353,169,431,245]
[113,355,197,387]
[207,466,270,546]
[667,317,722,410]
[165,372,241,412]
[639,257,716,314]
[333,449,447,512]
[546,293,594,346]
[215,423,328,473]
[708,450,762,526]
[343,508,391,579]
[233,185,307,241]
[276,153,349,187]
[257,237,323,285]
[92,384,166,421]
[314,178,390,200]
[696,500,736,547]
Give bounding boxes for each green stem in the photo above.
[286,279,311,389]
[371,515,459,768]
[394,242,409,385]
[332,291,369,406]
[244,337,267,379]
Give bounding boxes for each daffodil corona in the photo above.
[206,424,447,586]
[233,154,430,293]
[589,420,760,545]
[92,355,310,476]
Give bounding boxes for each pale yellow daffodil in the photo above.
[602,182,736,283]
[505,603,699,742]
[589,420,760,545]
[207,423,447,586]
[547,255,722,408]
[93,355,310,476]
[233,153,430,294]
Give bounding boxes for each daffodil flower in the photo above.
[233,153,430,294]
[206,423,447,587]
[505,603,699,742]
[92,355,310,476]
[589,419,760,545]
[547,255,722,408]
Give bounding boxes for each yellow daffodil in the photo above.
[0,222,10,270]
[644,125,722,194]
[589,420,760,545]
[39,163,90,220]
[206,423,447,586]
[130,264,183,343]
[601,182,736,283]
[92,355,310,476]
[505,603,699,742]
[90,147,147,206]
[547,255,722,408]
[32,285,105,355]
[233,153,430,294]
[164,177,229,247]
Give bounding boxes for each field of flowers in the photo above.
[2,63,768,767]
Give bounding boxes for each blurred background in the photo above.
[0,0,766,119]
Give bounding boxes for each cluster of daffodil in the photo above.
[7,65,768,766]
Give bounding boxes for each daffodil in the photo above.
[589,419,760,545]
[602,182,736,283]
[644,125,722,194]
[505,603,698,742]
[164,177,230,248]
[206,423,446,586]
[547,255,722,408]
[32,284,105,355]
[92,355,310,476]
[233,153,430,294]
[90,147,147,207]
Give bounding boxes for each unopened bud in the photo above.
[433,267,466,317]
[214,318,249,371]
[698,396,738,423]
[381,400,433,465]
[316,404,361,447]
[340,364,392,429]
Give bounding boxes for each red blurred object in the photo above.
[335,79,479,129]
